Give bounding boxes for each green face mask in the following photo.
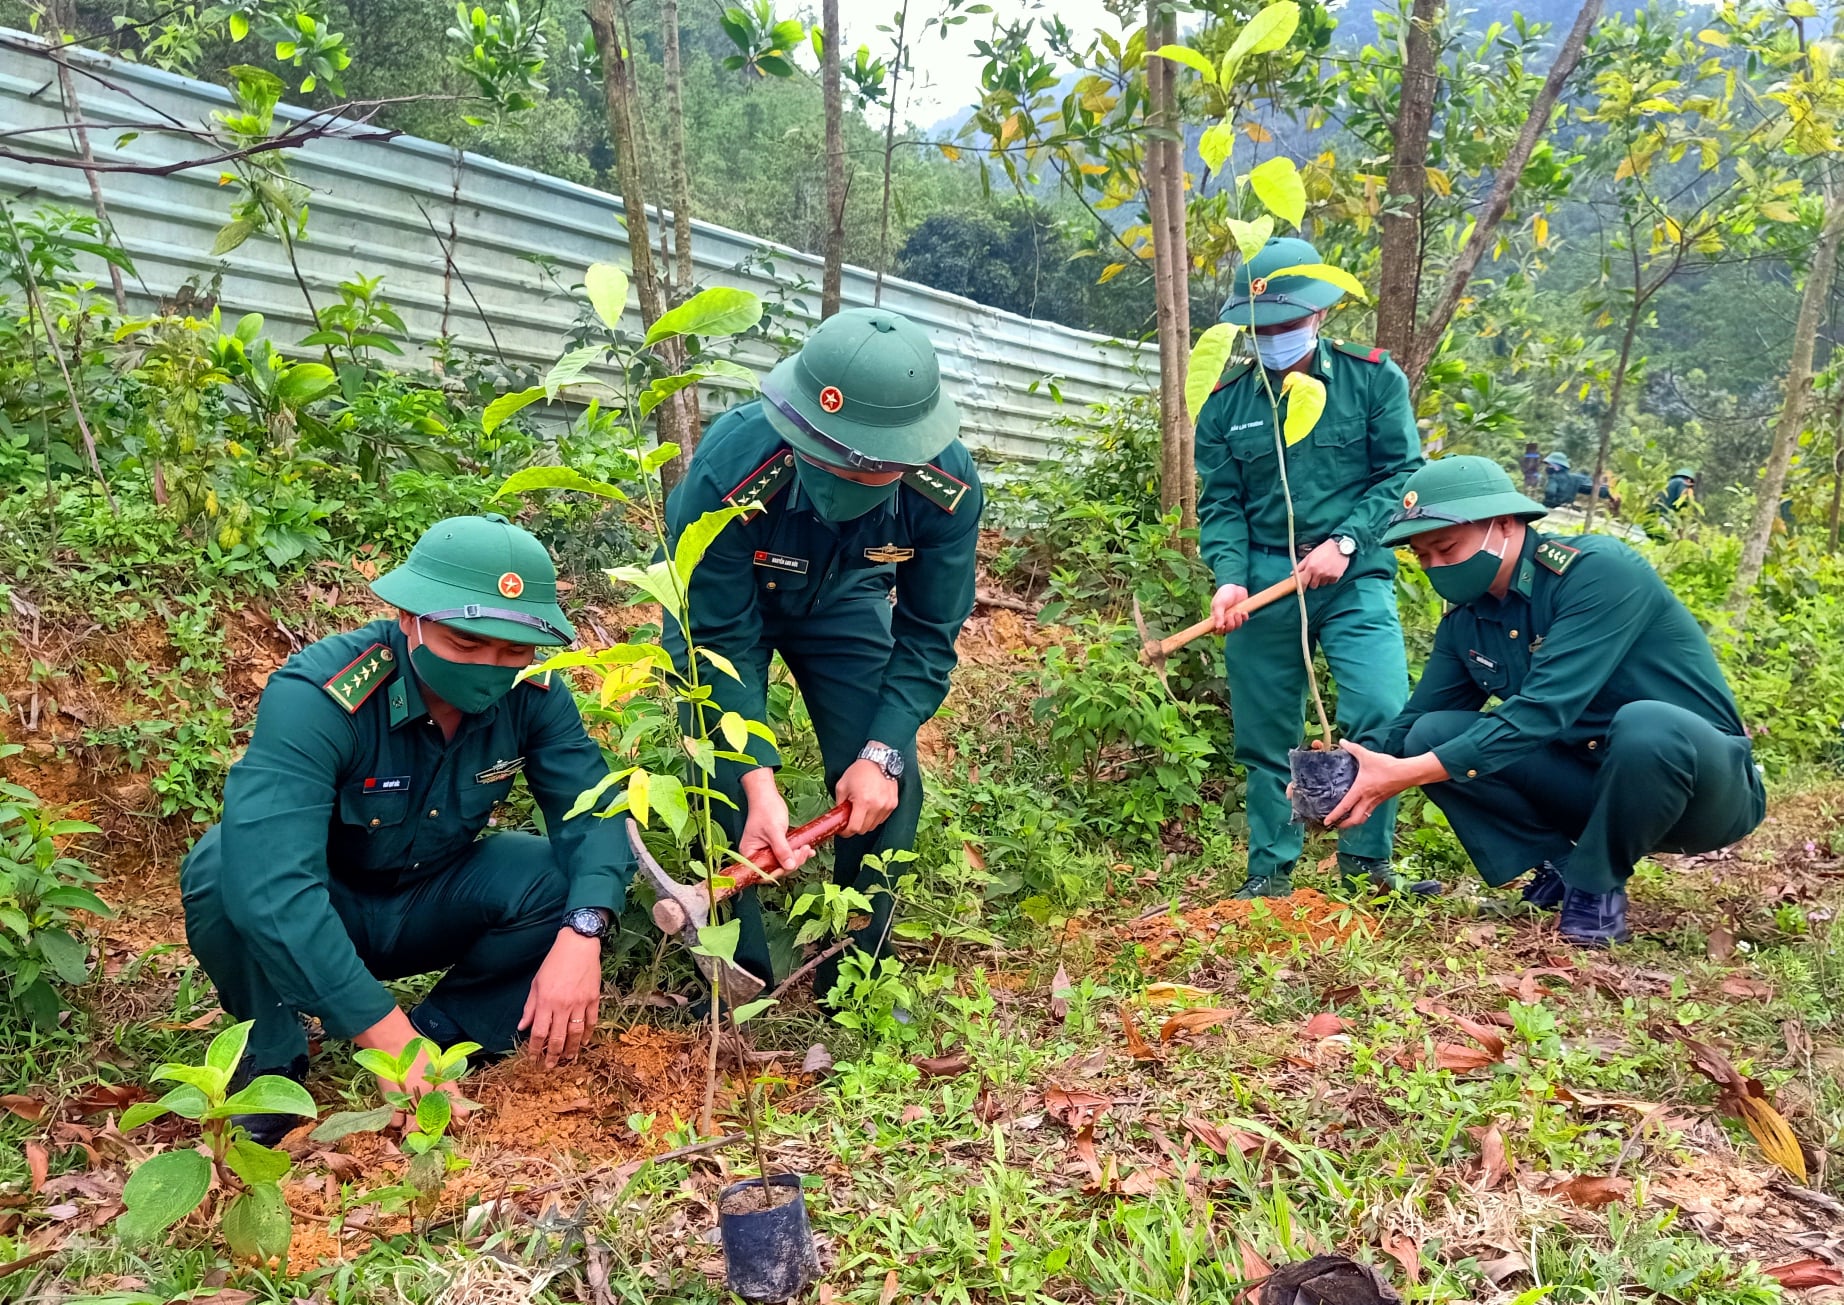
[794,456,902,522]
[410,619,521,713]
[1426,522,1506,605]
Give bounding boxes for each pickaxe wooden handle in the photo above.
[650,802,853,937]
[1138,574,1300,665]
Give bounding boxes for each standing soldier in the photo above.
[661,308,982,995]
[1195,237,1433,899]
[182,516,632,1142]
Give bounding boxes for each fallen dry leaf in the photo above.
[1431,1042,1498,1072]
[1445,1013,1507,1059]
[1471,1123,1512,1190]
[912,1053,972,1078]
[1478,1250,1529,1285]
[1237,1237,1272,1286]
[67,1083,151,1116]
[801,1043,833,1075]
[1116,1167,1163,1196]
[1764,1260,1844,1288]
[1707,920,1738,961]
[1120,1007,1161,1062]
[1050,964,1071,1023]
[880,1268,900,1305]
[1544,1174,1632,1208]
[1159,1007,1236,1043]
[1146,982,1215,1006]
[1671,1028,1809,1182]
[1380,1229,1422,1284]
[0,1096,45,1123]
[1499,965,1575,1004]
[1183,1115,1263,1158]
[1072,1123,1103,1182]
[962,842,986,871]
[1304,1011,1350,1039]
[1045,1086,1111,1131]
[1718,974,1772,1001]
[25,1142,48,1194]
[899,1104,925,1126]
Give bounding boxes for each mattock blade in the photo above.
[627,819,767,1004]
[1131,595,1173,693]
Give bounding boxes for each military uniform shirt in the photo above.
[1383,532,1748,782]
[1194,337,1424,588]
[664,402,982,769]
[213,619,631,1035]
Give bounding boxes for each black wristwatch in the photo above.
[563,907,611,939]
[857,743,905,780]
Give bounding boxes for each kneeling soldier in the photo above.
[1320,457,1766,945]
[182,515,631,1141]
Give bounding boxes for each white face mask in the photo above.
[1254,321,1319,370]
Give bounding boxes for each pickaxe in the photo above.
[1132,575,1301,690]
[628,802,854,1004]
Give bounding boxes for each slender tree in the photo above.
[1374,0,1442,363]
[820,0,846,318]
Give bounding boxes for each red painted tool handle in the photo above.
[1163,575,1300,654]
[716,802,853,901]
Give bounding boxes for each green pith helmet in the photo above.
[1219,236,1346,327]
[760,308,961,471]
[1381,456,1549,547]
[1544,451,1570,470]
[1673,467,1697,480]
[370,514,575,646]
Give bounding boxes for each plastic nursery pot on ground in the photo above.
[718,1172,820,1302]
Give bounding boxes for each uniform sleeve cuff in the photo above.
[567,872,627,915]
[864,710,919,759]
[316,979,400,1042]
[1211,555,1249,588]
[1432,737,1489,784]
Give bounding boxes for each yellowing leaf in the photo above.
[1697,28,1730,45]
[627,769,651,827]
[1759,201,1798,222]
[1199,120,1237,173]
[1249,156,1306,227]
[1184,323,1242,424]
[1145,983,1216,1006]
[1243,121,1273,144]
[1222,1,1300,76]
[937,143,961,162]
[1533,214,1549,247]
[1737,1096,1808,1182]
[999,113,1022,148]
[584,263,629,332]
[1150,43,1216,83]
[1265,261,1370,302]
[1227,216,1275,262]
[1424,166,1452,197]
[1280,371,1326,446]
[1098,262,1128,284]
[1077,162,1110,176]
[719,711,749,751]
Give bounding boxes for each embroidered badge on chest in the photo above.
[864,543,915,564]
[475,757,525,784]
[364,775,411,793]
[752,550,809,574]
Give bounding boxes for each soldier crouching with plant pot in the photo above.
[180,515,633,1143]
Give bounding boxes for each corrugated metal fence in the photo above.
[0,30,1151,463]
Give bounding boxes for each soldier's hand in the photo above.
[1211,584,1252,633]
[739,768,809,872]
[1296,540,1350,589]
[837,759,899,836]
[354,1009,473,1129]
[519,931,603,1068]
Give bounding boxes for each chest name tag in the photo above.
[1229,420,1265,433]
[753,550,809,574]
[864,544,915,564]
[365,775,411,793]
[476,757,525,784]
[1467,650,1500,672]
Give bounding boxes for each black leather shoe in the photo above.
[1558,886,1631,947]
[228,1054,310,1147]
[1521,861,1567,911]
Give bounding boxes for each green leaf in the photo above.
[1263,262,1369,302]
[1150,44,1215,83]
[718,712,749,751]
[222,1181,292,1267]
[1184,323,1242,424]
[672,504,753,587]
[644,287,763,346]
[730,997,776,1025]
[482,385,545,435]
[584,262,630,331]
[699,648,742,681]
[494,465,629,502]
[1227,216,1275,263]
[543,343,605,399]
[607,559,685,624]
[41,885,111,915]
[35,928,90,985]
[228,11,249,40]
[1281,370,1327,446]
[274,363,337,406]
[205,1021,253,1080]
[1222,1,1300,75]
[118,1149,211,1243]
[309,1106,394,1144]
[1249,156,1306,227]
[212,219,255,256]
[225,1138,291,1186]
[639,373,702,420]
[1199,120,1237,174]
[647,773,689,837]
[693,918,741,964]
[415,1089,452,1138]
[220,1074,316,1118]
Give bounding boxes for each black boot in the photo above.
[1558,886,1631,947]
[1520,860,1568,911]
[227,1054,311,1147]
[1338,853,1441,899]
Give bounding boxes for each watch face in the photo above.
[567,908,606,937]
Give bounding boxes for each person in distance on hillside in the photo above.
[1541,451,1620,515]
[1314,456,1765,946]
[1194,237,1434,901]
[659,307,982,999]
[181,516,631,1144]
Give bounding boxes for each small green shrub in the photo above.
[0,753,110,1029]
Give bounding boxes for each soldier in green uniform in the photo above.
[1657,468,1698,514]
[181,516,632,1141]
[1195,237,1432,899]
[1319,457,1766,945]
[1541,452,1619,513]
[661,307,982,993]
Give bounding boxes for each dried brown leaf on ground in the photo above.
[1477,1251,1529,1286]
[1470,1123,1513,1190]
[1072,1124,1103,1182]
[1670,1028,1809,1182]
[1496,966,1575,1004]
[1160,1008,1236,1043]
[879,1268,900,1305]
[1764,1260,1844,1288]
[68,1084,150,1116]
[1146,983,1215,1006]
[1718,975,1772,1001]
[25,1142,48,1193]
[1304,1011,1350,1039]
[1050,964,1071,1023]
[1543,1174,1633,1208]
[1707,920,1738,961]
[1380,1229,1421,1284]
[801,1044,833,1075]
[1183,1116,1264,1158]
[1045,1086,1111,1132]
[1120,1007,1162,1062]
[962,843,986,871]
[912,1052,972,1078]
[0,1096,45,1123]
[1429,1043,1498,1072]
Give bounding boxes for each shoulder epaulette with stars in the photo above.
[1535,538,1581,575]
[524,669,553,691]
[1213,358,1256,393]
[903,462,971,513]
[1330,339,1388,364]
[723,450,797,512]
[323,643,397,714]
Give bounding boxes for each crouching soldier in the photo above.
[1318,457,1766,946]
[182,515,632,1141]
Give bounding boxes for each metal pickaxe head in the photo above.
[628,819,767,1004]
[1132,595,1174,693]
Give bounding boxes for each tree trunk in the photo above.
[873,6,907,305]
[1144,1,1184,529]
[1156,18,1194,536]
[820,0,846,319]
[1828,433,1842,554]
[1375,0,1443,361]
[46,1,126,318]
[1402,0,1601,390]
[660,0,701,479]
[1583,296,1642,533]
[1731,168,1844,605]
